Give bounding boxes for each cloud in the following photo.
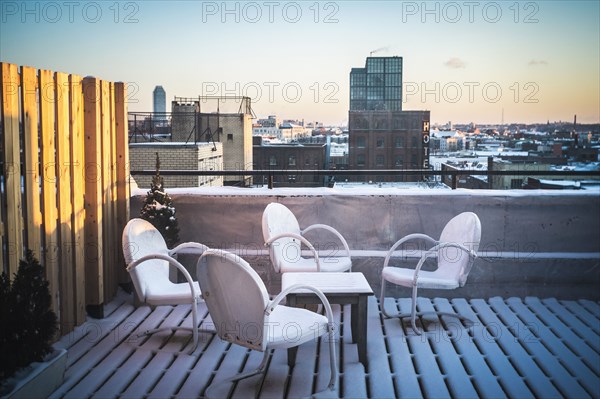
[444,57,466,69]
[529,59,549,66]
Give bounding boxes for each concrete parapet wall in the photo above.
[130,188,600,299]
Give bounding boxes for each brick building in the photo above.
[253,137,327,187]
[130,142,223,188]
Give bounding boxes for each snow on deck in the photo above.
[50,290,600,398]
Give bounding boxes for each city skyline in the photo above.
[1,1,599,125]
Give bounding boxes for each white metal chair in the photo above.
[122,218,214,353]
[380,212,482,335]
[197,249,337,396]
[262,202,352,273]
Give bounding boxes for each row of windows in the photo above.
[268,155,320,167]
[351,73,401,88]
[355,136,421,148]
[359,87,401,100]
[351,74,402,89]
[349,115,425,129]
[363,73,401,87]
[349,100,401,111]
[366,57,402,73]
[350,71,366,85]
[355,154,418,167]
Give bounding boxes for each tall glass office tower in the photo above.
[349,56,402,111]
[153,86,166,114]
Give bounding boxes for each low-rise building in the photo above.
[130,142,224,188]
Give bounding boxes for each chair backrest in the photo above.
[197,250,270,351]
[438,212,482,286]
[122,218,170,302]
[262,203,302,273]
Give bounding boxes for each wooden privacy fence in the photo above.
[0,62,130,334]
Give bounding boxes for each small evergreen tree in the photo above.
[0,250,58,380]
[140,153,180,248]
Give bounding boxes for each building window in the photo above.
[367,73,385,86]
[376,155,385,166]
[350,87,366,100]
[227,133,233,141]
[386,58,401,73]
[394,136,404,148]
[357,154,365,166]
[376,137,384,148]
[351,71,366,85]
[412,136,419,148]
[385,73,401,87]
[395,156,403,167]
[305,157,310,166]
[288,155,296,166]
[411,154,418,167]
[367,87,384,100]
[356,136,366,148]
[269,155,277,166]
[374,118,388,130]
[367,58,384,73]
[385,86,401,100]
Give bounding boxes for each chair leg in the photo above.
[380,277,394,318]
[406,287,473,335]
[204,350,270,398]
[327,324,338,390]
[410,284,420,335]
[190,302,199,354]
[381,283,473,336]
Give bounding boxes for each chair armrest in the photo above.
[264,233,321,272]
[412,242,477,286]
[266,284,334,327]
[301,224,351,259]
[126,254,199,300]
[383,233,438,269]
[169,242,209,256]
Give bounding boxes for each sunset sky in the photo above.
[1,1,599,125]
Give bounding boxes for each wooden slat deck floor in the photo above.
[50,290,600,398]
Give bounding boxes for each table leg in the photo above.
[287,294,298,368]
[287,347,298,368]
[354,296,368,367]
[351,301,358,344]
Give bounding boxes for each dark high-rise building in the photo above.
[348,56,430,180]
[350,56,402,111]
[153,86,166,114]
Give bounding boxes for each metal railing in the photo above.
[130,168,600,189]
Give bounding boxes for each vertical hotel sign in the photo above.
[422,120,430,168]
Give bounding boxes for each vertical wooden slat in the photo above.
[100,80,114,300]
[21,66,42,260]
[70,74,86,324]
[83,77,104,317]
[0,62,23,276]
[39,68,60,313]
[55,71,75,331]
[109,83,120,287]
[115,82,130,284]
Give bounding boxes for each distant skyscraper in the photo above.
[153,86,166,114]
[350,56,402,111]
